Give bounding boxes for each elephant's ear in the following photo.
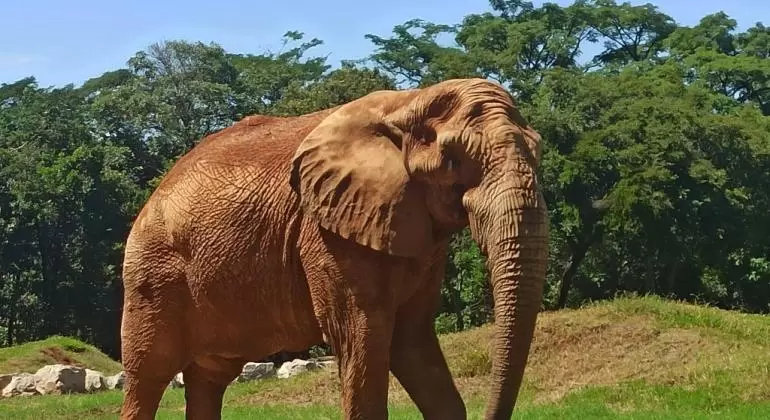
[289,104,433,258]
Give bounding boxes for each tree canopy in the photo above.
[1,1,768,356]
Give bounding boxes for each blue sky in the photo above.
[0,0,765,87]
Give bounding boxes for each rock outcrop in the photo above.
[236,362,276,382]
[276,358,321,379]
[0,357,337,398]
[85,369,107,392]
[104,371,124,390]
[1,373,38,397]
[34,364,86,395]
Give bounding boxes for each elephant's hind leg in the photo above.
[120,331,187,420]
[182,355,245,420]
[120,264,191,419]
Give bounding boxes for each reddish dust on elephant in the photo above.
[119,78,548,420]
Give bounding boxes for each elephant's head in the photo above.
[290,78,548,419]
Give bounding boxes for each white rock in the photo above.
[0,374,15,392]
[85,369,107,392]
[105,371,125,390]
[276,359,320,379]
[2,373,39,397]
[236,362,275,382]
[169,372,184,388]
[34,364,86,395]
[317,360,337,370]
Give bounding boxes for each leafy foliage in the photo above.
[1,1,769,356]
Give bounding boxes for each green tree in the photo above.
[272,63,395,115]
[0,82,143,354]
[231,31,330,115]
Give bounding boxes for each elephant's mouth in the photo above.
[453,180,469,205]
[424,180,470,232]
[446,182,470,230]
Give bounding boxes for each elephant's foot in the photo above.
[183,355,245,420]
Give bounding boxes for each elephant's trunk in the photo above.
[469,180,548,420]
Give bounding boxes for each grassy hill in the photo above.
[0,336,121,375]
[1,296,769,419]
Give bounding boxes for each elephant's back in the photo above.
[157,108,337,193]
[126,108,337,268]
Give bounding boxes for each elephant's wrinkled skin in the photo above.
[119,78,548,420]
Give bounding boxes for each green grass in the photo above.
[0,336,121,375]
[3,380,769,419]
[1,296,768,419]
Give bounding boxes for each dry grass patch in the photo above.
[525,316,717,402]
[436,298,767,405]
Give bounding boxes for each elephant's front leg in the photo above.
[390,318,465,419]
[325,305,394,420]
[389,246,466,420]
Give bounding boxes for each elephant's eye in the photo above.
[410,125,436,145]
[423,127,437,144]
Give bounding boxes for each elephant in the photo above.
[118,77,549,420]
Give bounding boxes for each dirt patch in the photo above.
[39,347,83,368]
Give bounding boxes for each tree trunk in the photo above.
[556,246,587,309]
[452,276,465,332]
[556,223,604,309]
[665,260,680,296]
[36,222,59,337]
[444,247,466,332]
[6,273,19,346]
